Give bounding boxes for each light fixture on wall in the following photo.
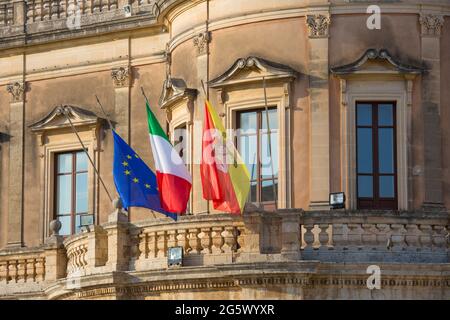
[329,192,346,209]
[168,246,183,267]
[123,4,132,17]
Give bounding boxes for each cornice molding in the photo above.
[159,76,197,110]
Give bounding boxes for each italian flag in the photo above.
[146,102,192,214]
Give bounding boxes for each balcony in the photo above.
[0,203,448,299]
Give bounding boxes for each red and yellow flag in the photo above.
[200,100,250,214]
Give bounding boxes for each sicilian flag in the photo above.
[201,100,250,214]
[146,102,192,214]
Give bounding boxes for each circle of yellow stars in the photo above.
[122,154,153,189]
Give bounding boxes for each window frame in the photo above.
[356,101,398,210]
[54,150,91,235]
[236,107,278,209]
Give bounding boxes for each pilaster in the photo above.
[6,80,25,248]
[111,66,131,142]
[306,12,331,210]
[419,13,445,209]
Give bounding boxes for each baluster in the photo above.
[59,0,67,18]
[17,259,26,283]
[431,225,446,249]
[34,0,42,21]
[418,225,432,250]
[26,259,36,283]
[199,228,212,254]
[390,224,406,251]
[8,260,18,283]
[0,5,5,26]
[92,0,101,12]
[42,0,50,20]
[109,0,117,10]
[187,228,200,254]
[404,224,420,249]
[211,227,224,254]
[302,224,315,250]
[35,258,45,281]
[26,1,35,23]
[318,224,330,249]
[176,229,189,254]
[147,231,156,258]
[156,231,167,258]
[375,223,389,248]
[101,0,109,11]
[6,5,13,25]
[167,230,177,249]
[138,232,148,259]
[236,226,245,252]
[0,261,7,283]
[221,227,237,253]
[50,0,59,19]
[84,0,92,14]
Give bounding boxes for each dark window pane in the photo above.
[358,175,373,198]
[378,128,394,174]
[261,179,278,202]
[76,173,88,213]
[57,175,72,214]
[57,215,71,236]
[238,134,257,180]
[260,131,278,178]
[378,104,393,126]
[239,112,257,130]
[76,151,88,172]
[57,153,72,174]
[379,176,395,198]
[357,128,373,173]
[261,109,278,130]
[357,104,372,126]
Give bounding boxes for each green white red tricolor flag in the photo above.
[146,102,192,214]
[201,100,250,214]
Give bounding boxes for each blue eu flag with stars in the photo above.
[112,130,178,220]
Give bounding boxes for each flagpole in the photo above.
[95,95,114,131]
[61,106,114,204]
[200,80,211,215]
[262,77,278,210]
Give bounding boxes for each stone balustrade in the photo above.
[0,249,46,284]
[63,231,89,276]
[0,1,14,26]
[298,210,449,263]
[131,214,244,270]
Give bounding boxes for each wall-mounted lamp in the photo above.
[329,192,345,209]
[168,246,183,267]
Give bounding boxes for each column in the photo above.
[111,66,131,142]
[192,30,210,214]
[306,13,331,210]
[6,81,25,248]
[419,14,445,209]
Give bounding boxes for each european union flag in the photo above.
[112,130,178,220]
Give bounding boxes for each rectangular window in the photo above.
[237,108,278,209]
[55,151,92,235]
[356,102,397,210]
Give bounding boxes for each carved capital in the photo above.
[419,14,444,37]
[6,81,25,103]
[193,31,211,56]
[111,66,131,88]
[306,14,330,38]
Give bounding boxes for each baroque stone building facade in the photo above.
[0,0,449,299]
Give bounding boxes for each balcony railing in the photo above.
[0,206,448,298]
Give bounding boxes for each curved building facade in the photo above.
[0,0,449,299]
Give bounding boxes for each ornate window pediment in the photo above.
[209,56,297,89]
[330,49,424,77]
[29,105,104,133]
[159,77,197,110]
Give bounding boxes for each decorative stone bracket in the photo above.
[419,14,444,37]
[193,31,211,56]
[6,81,25,103]
[306,14,330,38]
[111,66,131,88]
